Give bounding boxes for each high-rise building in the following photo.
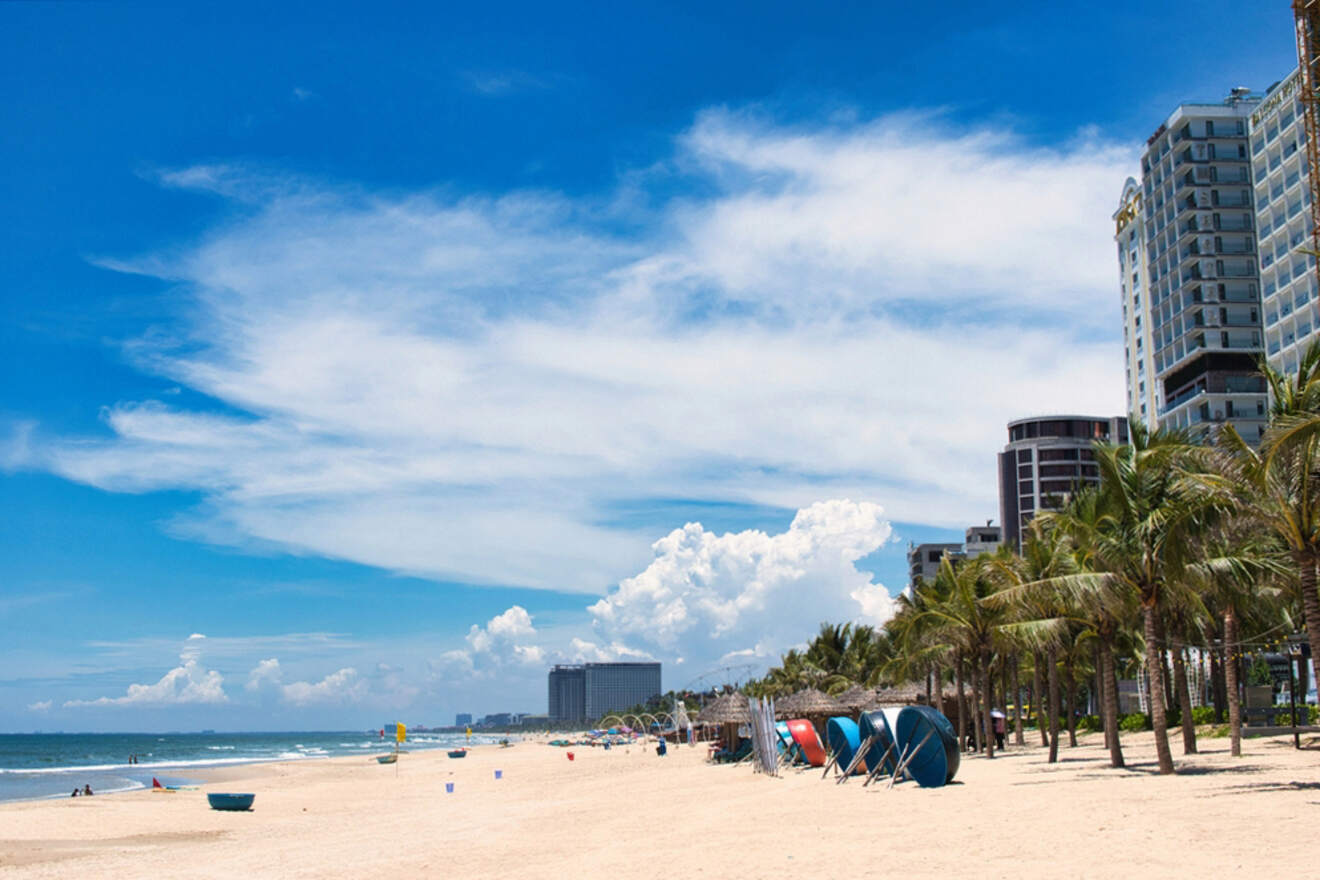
[998,416,1128,549]
[1249,69,1320,377]
[548,665,586,722]
[548,662,662,722]
[454,712,472,727]
[1119,90,1269,441]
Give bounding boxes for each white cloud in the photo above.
[244,657,366,705]
[27,700,51,713]
[65,634,228,708]
[459,605,545,670]
[18,109,1130,596]
[279,668,363,706]
[587,499,897,676]
[246,657,282,690]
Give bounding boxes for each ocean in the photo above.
[0,730,494,803]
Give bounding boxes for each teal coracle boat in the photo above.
[447,749,467,758]
[206,792,255,811]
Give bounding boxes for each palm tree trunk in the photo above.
[1012,658,1024,746]
[1225,607,1242,757]
[1033,652,1049,747]
[1065,652,1078,747]
[1172,646,1197,754]
[1047,646,1060,764]
[982,653,995,759]
[1211,645,1226,723]
[925,666,933,706]
[955,652,967,753]
[1100,635,1125,768]
[933,662,944,718]
[970,660,983,754]
[1092,641,1103,720]
[1142,601,1175,774]
[1296,551,1320,699]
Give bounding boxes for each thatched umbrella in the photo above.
[696,691,752,750]
[775,687,846,723]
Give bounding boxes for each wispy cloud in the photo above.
[461,69,553,96]
[18,108,1131,598]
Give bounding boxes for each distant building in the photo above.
[479,712,518,728]
[548,665,587,722]
[998,415,1129,549]
[962,523,1001,558]
[454,713,472,727]
[905,524,1002,596]
[906,542,962,593]
[548,662,662,722]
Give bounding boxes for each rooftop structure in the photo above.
[998,416,1128,549]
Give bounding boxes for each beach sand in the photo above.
[1,731,1316,878]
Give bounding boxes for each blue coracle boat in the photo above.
[825,716,861,771]
[207,792,255,811]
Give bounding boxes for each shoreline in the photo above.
[0,733,524,807]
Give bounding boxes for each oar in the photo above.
[834,734,876,784]
[887,727,936,789]
[861,743,895,787]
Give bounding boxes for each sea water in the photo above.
[0,731,496,803]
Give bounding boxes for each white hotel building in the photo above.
[1250,69,1319,377]
[1115,89,1269,441]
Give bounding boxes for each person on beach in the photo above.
[83,784,93,796]
[656,738,667,757]
[991,710,1006,750]
[70,789,79,797]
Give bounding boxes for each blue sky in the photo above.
[0,1,1301,731]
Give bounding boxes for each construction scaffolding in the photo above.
[1294,2,1320,274]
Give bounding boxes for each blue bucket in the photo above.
[494,770,502,780]
[445,782,454,794]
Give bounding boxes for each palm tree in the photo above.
[1206,342,1320,695]
[990,518,1085,764]
[1037,423,1213,774]
[917,553,1009,758]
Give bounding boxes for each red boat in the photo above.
[785,719,827,767]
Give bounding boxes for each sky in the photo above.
[0,1,1302,731]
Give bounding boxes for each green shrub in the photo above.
[1191,706,1217,725]
[1077,714,1101,732]
[1119,712,1149,733]
[1205,724,1230,738]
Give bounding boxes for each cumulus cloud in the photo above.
[456,605,546,672]
[587,499,897,675]
[280,668,363,706]
[17,108,1129,595]
[245,657,366,705]
[64,634,228,708]
[27,700,52,712]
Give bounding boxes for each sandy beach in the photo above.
[1,731,1316,879]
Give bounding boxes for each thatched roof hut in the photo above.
[696,691,753,724]
[834,684,875,711]
[872,685,924,708]
[775,687,846,719]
